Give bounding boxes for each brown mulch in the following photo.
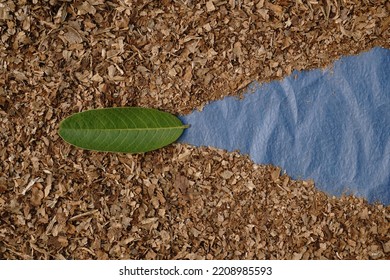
[0,0,389,259]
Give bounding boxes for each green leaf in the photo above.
[58,107,189,153]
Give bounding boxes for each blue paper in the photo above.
[178,47,390,205]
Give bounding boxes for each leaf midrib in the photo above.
[61,126,189,131]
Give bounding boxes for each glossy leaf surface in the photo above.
[59,107,188,153]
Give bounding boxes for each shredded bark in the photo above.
[0,0,389,259]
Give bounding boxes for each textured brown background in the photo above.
[0,0,389,259]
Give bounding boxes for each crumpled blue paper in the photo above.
[178,47,390,205]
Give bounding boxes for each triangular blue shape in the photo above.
[179,47,390,205]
